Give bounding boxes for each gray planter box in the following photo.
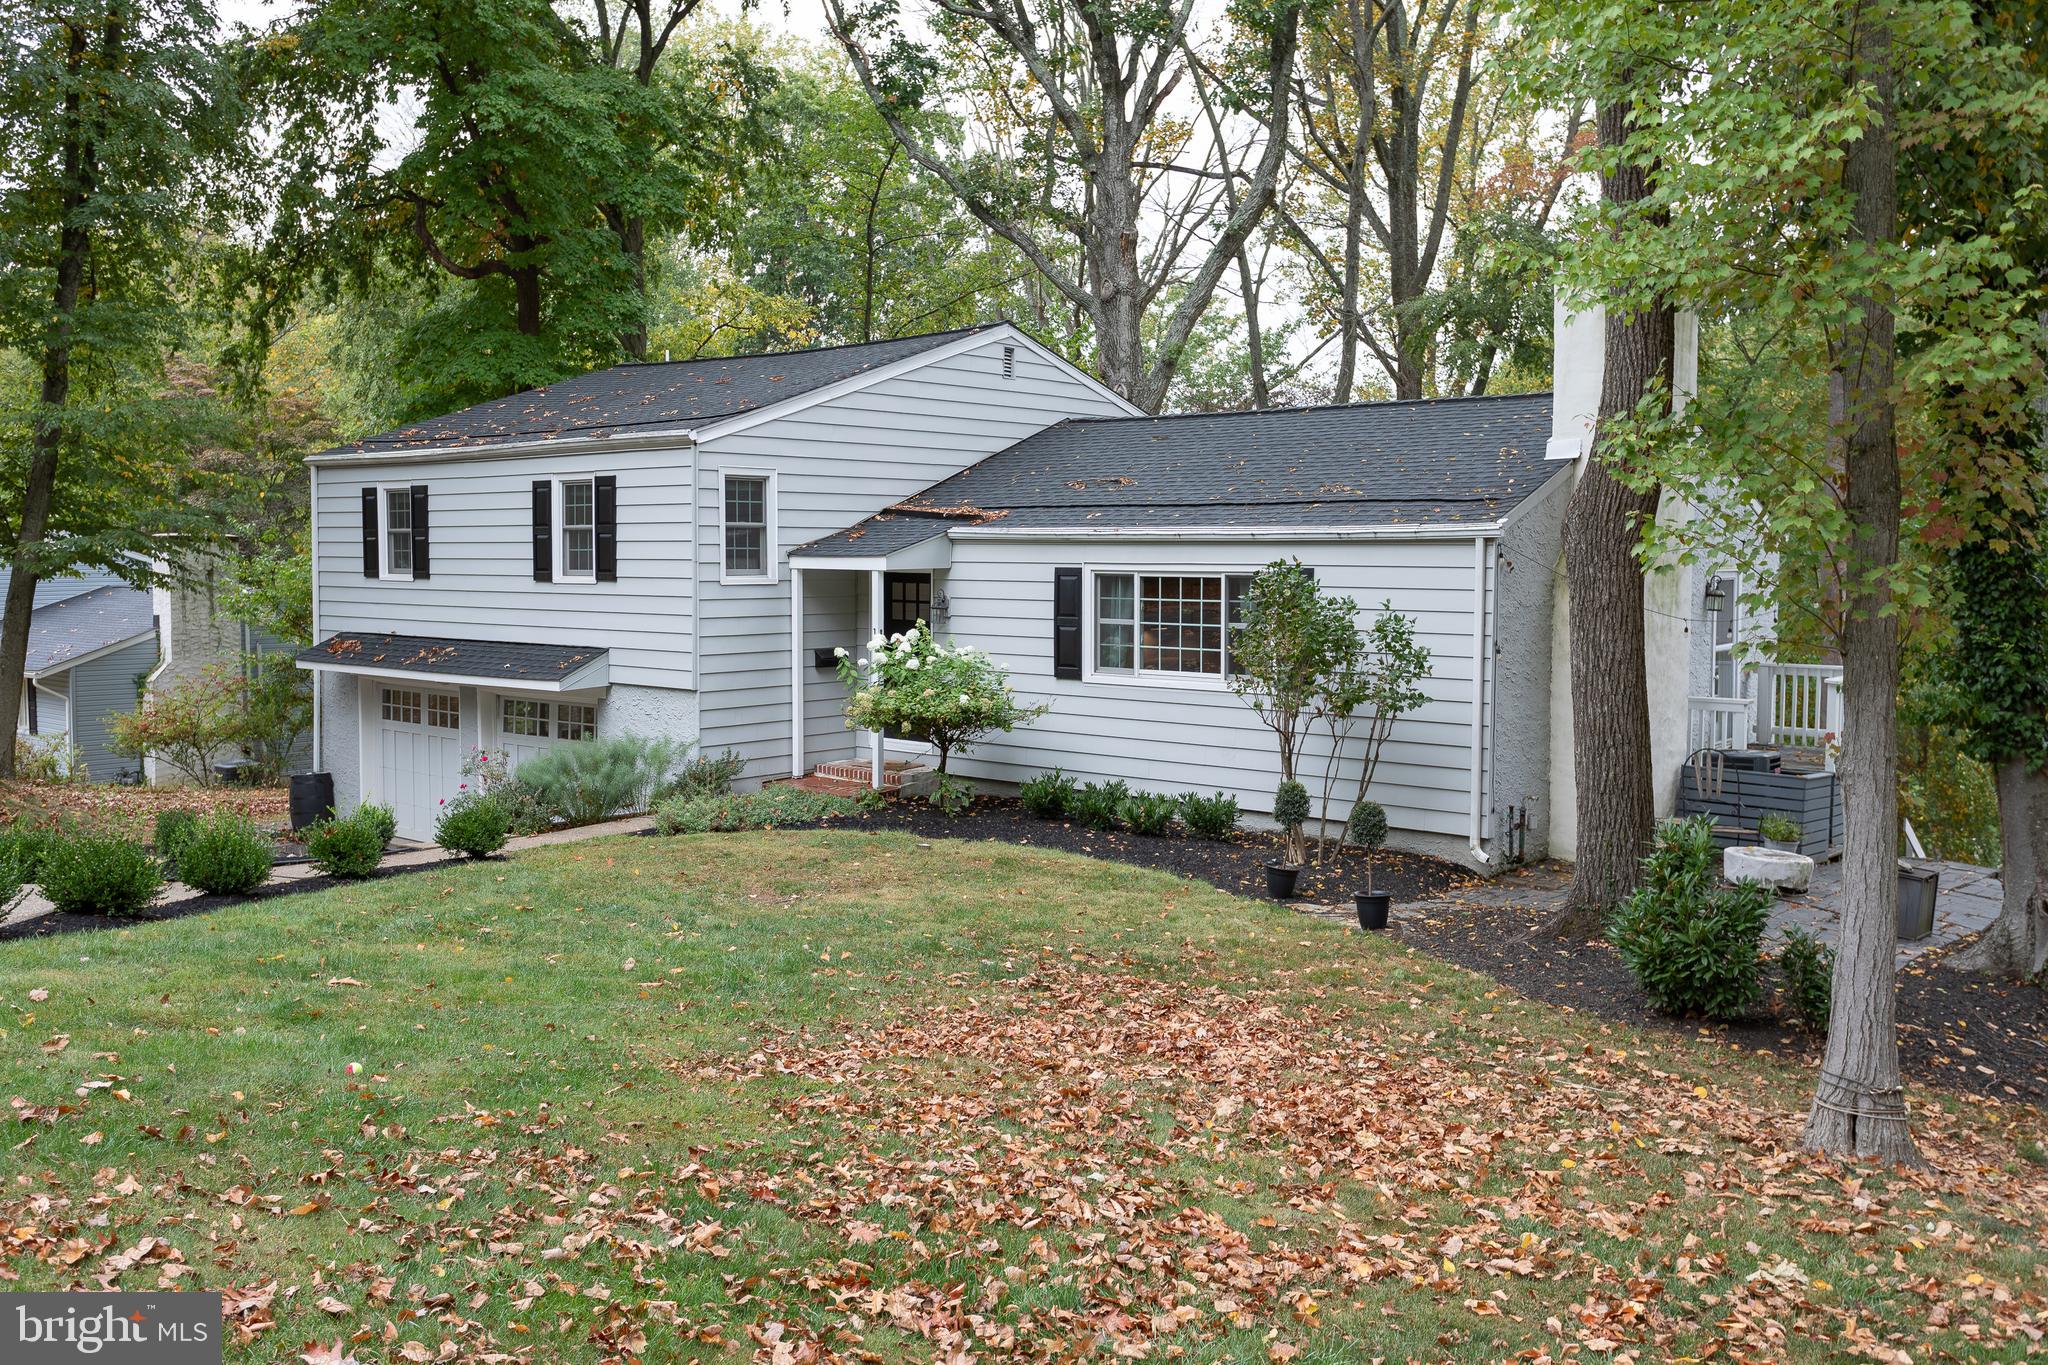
[1675,763,1843,857]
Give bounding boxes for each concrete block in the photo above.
[1724,845,1814,894]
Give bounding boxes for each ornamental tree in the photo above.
[835,621,1046,774]
[107,665,244,784]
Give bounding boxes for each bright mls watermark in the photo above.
[4,1293,220,1363]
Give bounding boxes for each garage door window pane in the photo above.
[381,688,421,724]
[502,698,550,737]
[426,693,460,729]
[557,704,596,741]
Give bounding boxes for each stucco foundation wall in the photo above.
[599,684,699,752]
[1490,475,1569,860]
[319,673,362,818]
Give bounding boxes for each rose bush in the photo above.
[834,621,1045,773]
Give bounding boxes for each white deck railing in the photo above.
[1687,695,1755,752]
[1756,662,1844,750]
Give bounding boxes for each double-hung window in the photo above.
[721,472,772,581]
[1092,572,1256,680]
[559,478,597,581]
[382,488,414,579]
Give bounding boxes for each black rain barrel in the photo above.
[289,772,335,832]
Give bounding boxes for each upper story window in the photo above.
[382,488,414,579]
[559,478,596,582]
[1092,572,1255,680]
[721,471,774,582]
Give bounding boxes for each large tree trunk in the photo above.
[1551,93,1669,935]
[1803,13,1919,1166]
[0,23,91,782]
[1950,758,2048,979]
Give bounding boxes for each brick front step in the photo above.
[811,759,927,791]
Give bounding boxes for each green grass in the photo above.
[2,830,2042,1362]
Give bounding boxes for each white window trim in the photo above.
[717,467,778,586]
[1081,566,1249,692]
[376,484,415,583]
[553,476,598,584]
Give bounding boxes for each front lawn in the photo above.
[2,831,2042,1362]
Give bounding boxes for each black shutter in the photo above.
[594,475,617,582]
[409,485,430,580]
[531,480,552,582]
[1053,567,1082,680]
[26,684,36,735]
[361,487,378,578]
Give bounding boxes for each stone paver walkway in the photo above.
[1,815,654,932]
[1304,853,2003,968]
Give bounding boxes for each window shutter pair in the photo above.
[360,486,430,578]
[531,476,617,582]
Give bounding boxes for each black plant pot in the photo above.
[1355,891,1391,931]
[1264,862,1302,900]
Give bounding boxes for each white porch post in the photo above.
[869,567,885,789]
[789,565,805,778]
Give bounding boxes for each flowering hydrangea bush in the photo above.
[834,621,1045,772]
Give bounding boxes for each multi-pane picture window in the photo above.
[426,693,460,730]
[1093,573,1257,679]
[383,488,413,577]
[556,703,597,741]
[381,688,422,724]
[502,698,550,738]
[561,479,596,579]
[723,474,768,578]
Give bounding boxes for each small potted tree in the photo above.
[1348,800,1390,930]
[1266,780,1310,898]
[1756,811,1801,853]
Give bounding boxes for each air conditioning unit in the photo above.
[1715,749,1777,773]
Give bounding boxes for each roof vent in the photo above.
[1002,345,1015,379]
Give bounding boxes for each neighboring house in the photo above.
[143,564,306,784]
[8,566,157,782]
[294,313,1836,864]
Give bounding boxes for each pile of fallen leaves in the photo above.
[0,780,289,839]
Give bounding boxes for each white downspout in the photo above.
[868,567,885,789]
[789,566,805,778]
[309,463,322,772]
[1468,535,1493,865]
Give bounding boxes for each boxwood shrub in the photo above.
[177,814,274,895]
[154,809,200,872]
[654,788,856,834]
[436,793,510,859]
[37,835,163,916]
[305,811,387,879]
[1179,792,1239,841]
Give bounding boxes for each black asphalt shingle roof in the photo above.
[322,326,1000,457]
[794,511,959,558]
[26,585,155,675]
[297,633,606,684]
[896,392,1558,529]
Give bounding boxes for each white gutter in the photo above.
[946,521,1505,543]
[1468,535,1493,866]
[295,659,610,694]
[305,428,700,469]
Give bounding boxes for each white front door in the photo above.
[371,685,463,840]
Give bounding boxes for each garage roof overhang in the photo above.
[295,633,610,693]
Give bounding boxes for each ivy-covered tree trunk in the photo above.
[1953,759,2048,978]
[1803,12,1919,1167]
[1553,91,1670,936]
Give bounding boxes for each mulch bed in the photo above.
[0,853,472,943]
[1397,881,2048,1104]
[817,796,1474,904]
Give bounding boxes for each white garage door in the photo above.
[495,696,599,771]
[373,686,464,841]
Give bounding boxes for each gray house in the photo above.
[297,314,1797,865]
[8,566,158,782]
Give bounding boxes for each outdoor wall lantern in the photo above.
[1702,576,1729,617]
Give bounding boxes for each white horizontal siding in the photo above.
[312,448,697,688]
[697,338,1131,780]
[936,537,1491,839]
